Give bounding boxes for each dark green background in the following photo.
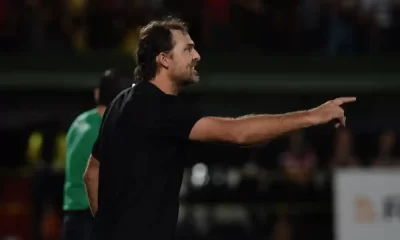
[1,54,399,92]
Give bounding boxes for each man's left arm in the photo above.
[84,154,100,216]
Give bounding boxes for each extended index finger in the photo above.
[333,97,357,105]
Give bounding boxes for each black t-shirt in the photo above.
[90,81,204,240]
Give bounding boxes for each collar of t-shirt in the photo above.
[135,81,178,97]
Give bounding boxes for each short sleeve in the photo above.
[91,107,111,161]
[160,103,204,140]
[91,136,101,161]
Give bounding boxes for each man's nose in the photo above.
[193,49,201,61]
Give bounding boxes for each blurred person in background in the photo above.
[64,0,89,52]
[372,129,399,167]
[360,0,392,53]
[261,0,302,53]
[0,0,5,42]
[329,128,359,168]
[203,0,231,51]
[271,207,292,240]
[61,69,132,240]
[24,0,68,52]
[231,0,257,49]
[31,120,64,240]
[327,0,362,55]
[86,0,123,50]
[279,131,317,186]
[389,0,400,53]
[300,0,323,54]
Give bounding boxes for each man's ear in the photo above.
[156,52,170,69]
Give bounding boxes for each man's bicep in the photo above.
[188,117,238,143]
[87,155,100,171]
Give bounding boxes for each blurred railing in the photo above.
[2,165,398,240]
[1,54,400,92]
[0,167,333,240]
[1,53,400,73]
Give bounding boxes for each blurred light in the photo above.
[3,237,18,240]
[211,166,225,186]
[258,169,271,191]
[179,169,190,197]
[243,162,259,177]
[53,132,66,171]
[191,163,209,188]
[192,205,210,235]
[213,205,250,225]
[177,205,187,224]
[26,131,43,165]
[104,69,112,76]
[314,171,327,189]
[227,168,241,189]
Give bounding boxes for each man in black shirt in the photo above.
[84,17,355,240]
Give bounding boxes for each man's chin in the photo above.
[180,76,199,86]
[191,75,200,83]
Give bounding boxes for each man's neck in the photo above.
[96,106,106,117]
[150,76,180,96]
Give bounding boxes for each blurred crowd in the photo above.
[1,0,400,240]
[1,0,400,55]
[1,124,397,240]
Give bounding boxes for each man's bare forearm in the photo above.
[189,97,354,145]
[84,178,98,216]
[84,156,100,216]
[233,111,313,145]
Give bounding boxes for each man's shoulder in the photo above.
[69,109,99,134]
[112,85,165,114]
[74,108,98,121]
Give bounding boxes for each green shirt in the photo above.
[63,108,102,211]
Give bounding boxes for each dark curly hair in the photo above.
[133,17,188,82]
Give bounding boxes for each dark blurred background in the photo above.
[0,0,400,240]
